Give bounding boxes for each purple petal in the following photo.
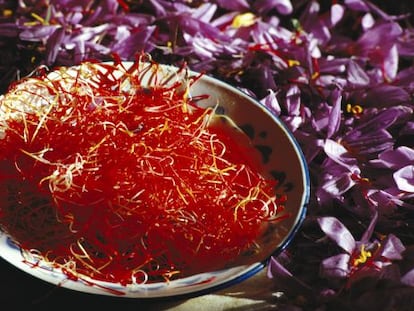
[401,269,414,286]
[281,115,304,132]
[315,74,348,88]
[347,60,370,86]
[348,107,404,137]
[70,24,110,44]
[343,129,393,156]
[110,26,156,58]
[326,90,342,138]
[370,146,414,169]
[360,212,378,243]
[192,3,217,23]
[380,234,406,260]
[84,41,111,55]
[320,253,351,278]
[400,121,414,136]
[149,0,191,17]
[383,45,399,81]
[183,34,222,59]
[343,106,412,155]
[253,0,293,15]
[285,85,301,116]
[19,25,60,41]
[267,256,292,279]
[393,165,414,192]
[356,22,403,56]
[318,57,348,74]
[215,0,249,11]
[318,172,356,197]
[364,84,410,106]
[45,27,66,64]
[210,12,238,29]
[366,189,405,211]
[344,0,370,11]
[148,0,168,16]
[311,102,332,133]
[65,11,84,25]
[398,29,414,57]
[330,4,345,26]
[361,13,375,30]
[294,131,324,163]
[109,13,155,27]
[323,139,359,171]
[311,98,342,138]
[318,217,356,253]
[395,66,414,88]
[299,2,331,44]
[260,89,281,116]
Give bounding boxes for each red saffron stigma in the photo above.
[0,57,287,285]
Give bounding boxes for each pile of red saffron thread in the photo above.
[0,57,287,285]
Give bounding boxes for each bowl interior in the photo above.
[0,61,309,298]
[189,72,309,260]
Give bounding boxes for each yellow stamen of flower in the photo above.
[3,9,13,17]
[30,12,49,25]
[232,12,256,28]
[346,103,363,116]
[352,244,372,266]
[287,59,300,67]
[311,72,320,80]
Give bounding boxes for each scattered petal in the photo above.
[320,253,351,278]
[318,217,356,253]
[370,146,414,169]
[393,165,414,192]
[380,234,406,260]
[254,0,293,15]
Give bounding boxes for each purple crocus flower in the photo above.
[368,146,414,209]
[318,215,405,285]
[1,0,156,67]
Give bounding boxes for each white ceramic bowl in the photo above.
[0,61,310,298]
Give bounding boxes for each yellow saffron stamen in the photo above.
[346,103,363,116]
[30,12,49,25]
[311,72,320,80]
[287,59,300,67]
[3,9,13,17]
[353,244,372,266]
[232,12,256,28]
